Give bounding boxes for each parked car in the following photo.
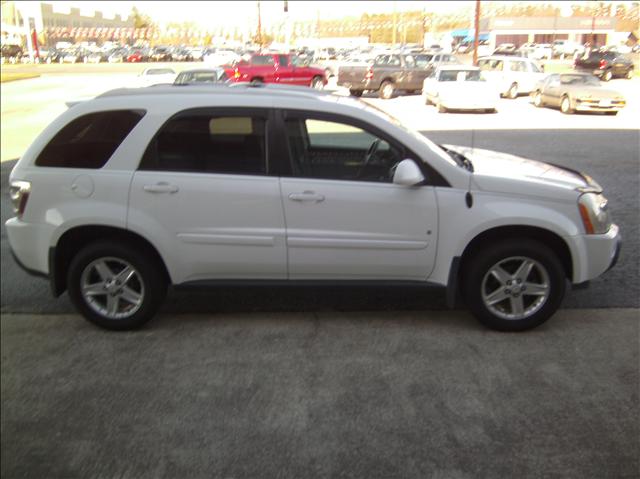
[574,50,634,81]
[174,68,228,84]
[225,53,326,89]
[6,84,620,331]
[337,53,434,99]
[170,48,193,62]
[61,48,89,64]
[492,44,518,56]
[108,48,128,63]
[1,44,23,64]
[40,47,63,64]
[422,66,499,113]
[203,49,240,66]
[528,44,553,60]
[150,46,172,62]
[552,40,585,58]
[127,49,149,63]
[455,42,471,54]
[531,73,626,115]
[138,67,177,87]
[87,50,109,63]
[477,55,546,98]
[187,47,205,61]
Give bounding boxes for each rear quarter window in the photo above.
[35,110,145,168]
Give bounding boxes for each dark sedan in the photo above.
[574,50,634,81]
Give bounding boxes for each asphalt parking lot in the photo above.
[1,66,639,478]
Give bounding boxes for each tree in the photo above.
[131,6,153,29]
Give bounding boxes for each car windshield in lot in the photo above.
[560,74,600,86]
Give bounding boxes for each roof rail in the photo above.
[96,83,335,100]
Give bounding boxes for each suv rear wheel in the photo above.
[507,82,519,99]
[67,242,167,330]
[462,239,566,331]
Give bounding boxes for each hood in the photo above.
[443,144,600,200]
[438,81,496,95]
[565,85,624,99]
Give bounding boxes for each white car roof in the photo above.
[436,65,480,71]
[478,55,534,61]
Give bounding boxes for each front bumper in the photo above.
[574,99,625,112]
[573,223,621,283]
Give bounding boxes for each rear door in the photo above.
[128,108,287,284]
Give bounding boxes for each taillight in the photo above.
[9,180,31,218]
[234,68,240,79]
[599,59,607,69]
[365,67,373,80]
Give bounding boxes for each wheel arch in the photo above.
[458,225,573,282]
[51,225,171,297]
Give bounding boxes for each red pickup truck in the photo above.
[225,53,327,89]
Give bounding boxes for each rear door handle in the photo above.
[288,191,325,202]
[143,182,179,194]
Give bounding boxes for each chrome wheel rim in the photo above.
[80,257,145,320]
[383,83,393,98]
[561,97,570,112]
[312,78,323,90]
[509,84,518,98]
[481,256,550,321]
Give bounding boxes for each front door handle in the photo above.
[143,182,179,194]
[288,191,325,202]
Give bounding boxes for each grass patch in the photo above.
[0,72,40,83]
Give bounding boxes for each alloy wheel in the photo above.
[80,257,145,320]
[481,256,550,321]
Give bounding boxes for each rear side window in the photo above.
[35,110,145,168]
[141,113,267,175]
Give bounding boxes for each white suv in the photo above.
[7,85,620,331]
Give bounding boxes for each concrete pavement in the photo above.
[1,309,638,478]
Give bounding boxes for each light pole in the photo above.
[472,0,480,65]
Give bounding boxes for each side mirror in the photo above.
[393,159,425,186]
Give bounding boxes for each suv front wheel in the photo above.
[462,239,566,331]
[67,242,167,330]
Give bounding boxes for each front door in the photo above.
[279,113,438,280]
[128,108,287,284]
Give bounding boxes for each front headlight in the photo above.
[578,192,611,234]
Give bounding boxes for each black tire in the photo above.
[67,241,167,330]
[462,239,566,332]
[349,89,363,97]
[379,80,395,99]
[250,78,264,86]
[310,75,324,90]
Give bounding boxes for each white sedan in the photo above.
[422,66,500,113]
[137,67,177,87]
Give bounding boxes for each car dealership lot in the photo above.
[1,64,638,478]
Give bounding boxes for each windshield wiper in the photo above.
[439,145,474,172]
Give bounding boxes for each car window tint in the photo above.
[285,118,403,183]
[142,114,266,175]
[36,110,145,168]
[252,55,275,66]
[529,62,542,73]
[277,55,289,66]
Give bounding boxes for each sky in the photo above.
[46,1,477,28]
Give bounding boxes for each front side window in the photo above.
[141,112,266,174]
[252,55,275,66]
[36,110,145,168]
[285,117,404,183]
[277,55,289,67]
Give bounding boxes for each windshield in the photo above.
[560,74,600,86]
[362,102,459,168]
